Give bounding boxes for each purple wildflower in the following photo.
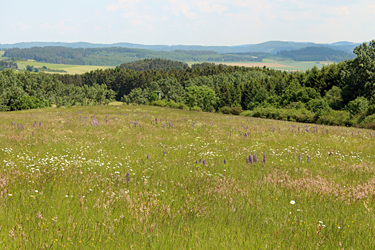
[196,160,198,164]
[299,153,301,163]
[199,159,201,163]
[307,155,310,163]
[224,159,226,164]
[249,155,252,164]
[126,172,130,183]
[163,150,166,156]
[329,152,332,157]
[147,155,149,159]
[253,155,257,164]
[203,159,206,166]
[262,154,266,164]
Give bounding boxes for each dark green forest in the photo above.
[1,41,375,129]
[278,47,356,62]
[3,47,262,66]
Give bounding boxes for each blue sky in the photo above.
[1,0,374,45]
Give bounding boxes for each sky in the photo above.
[1,0,374,46]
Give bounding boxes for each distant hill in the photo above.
[277,47,356,62]
[0,40,361,54]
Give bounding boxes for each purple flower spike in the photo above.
[147,155,149,159]
[196,160,198,164]
[163,150,166,156]
[126,171,130,183]
[307,155,310,163]
[262,154,266,164]
[249,155,252,164]
[203,159,206,166]
[224,159,226,164]
[253,155,257,164]
[199,159,201,163]
[299,154,301,163]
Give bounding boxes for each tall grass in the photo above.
[0,105,374,249]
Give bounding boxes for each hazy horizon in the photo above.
[2,0,374,46]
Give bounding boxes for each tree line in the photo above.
[1,41,375,128]
[3,47,263,66]
[0,70,115,111]
[278,47,356,62]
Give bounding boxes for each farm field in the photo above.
[16,60,111,74]
[1,105,375,249]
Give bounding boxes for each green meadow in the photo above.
[0,51,5,57]
[1,104,375,249]
[16,60,111,74]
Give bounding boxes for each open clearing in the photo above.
[16,60,111,74]
[1,105,374,248]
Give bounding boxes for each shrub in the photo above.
[317,111,350,126]
[152,100,167,107]
[17,96,49,110]
[167,100,180,109]
[306,98,332,117]
[178,103,189,110]
[219,106,232,114]
[190,106,202,112]
[230,106,243,115]
[347,97,369,116]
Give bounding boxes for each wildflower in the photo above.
[147,155,149,159]
[203,159,206,166]
[298,153,301,163]
[249,155,252,164]
[163,150,166,156]
[37,211,43,220]
[253,155,257,164]
[126,171,130,183]
[262,154,266,164]
[290,200,296,205]
[224,159,226,164]
[307,155,310,163]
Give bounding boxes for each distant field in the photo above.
[212,60,332,71]
[16,60,111,74]
[0,51,4,57]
